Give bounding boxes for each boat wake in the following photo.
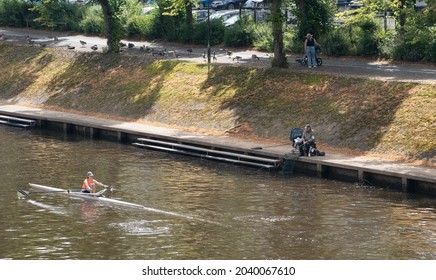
[26,199,68,216]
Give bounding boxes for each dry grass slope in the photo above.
[1,43,435,164]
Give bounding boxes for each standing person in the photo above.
[304,33,321,68]
[82,171,106,193]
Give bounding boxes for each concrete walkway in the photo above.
[1,104,435,196]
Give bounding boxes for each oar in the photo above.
[251,143,289,150]
[17,189,73,198]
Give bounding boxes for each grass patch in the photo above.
[0,42,435,163]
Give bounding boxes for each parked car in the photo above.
[193,9,215,22]
[211,0,247,10]
[223,14,240,27]
[140,6,156,15]
[244,0,269,8]
[196,0,213,9]
[209,9,250,22]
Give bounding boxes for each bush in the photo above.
[250,22,273,52]
[377,30,397,59]
[425,39,436,62]
[80,5,104,35]
[323,29,349,56]
[224,18,252,47]
[193,20,225,46]
[283,28,300,53]
[392,40,426,62]
[0,0,35,28]
[126,15,154,39]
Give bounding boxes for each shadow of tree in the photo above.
[0,43,51,99]
[201,65,416,152]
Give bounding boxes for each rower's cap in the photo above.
[87,171,94,177]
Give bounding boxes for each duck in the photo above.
[232,56,242,62]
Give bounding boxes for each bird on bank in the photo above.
[120,41,127,48]
[226,50,232,58]
[26,35,34,45]
[252,54,260,60]
[91,45,98,51]
[79,40,87,47]
[232,56,242,62]
[67,45,75,50]
[128,43,134,48]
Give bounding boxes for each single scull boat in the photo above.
[20,183,145,209]
[20,183,227,226]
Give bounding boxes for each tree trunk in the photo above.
[100,0,121,53]
[185,1,193,25]
[271,0,287,68]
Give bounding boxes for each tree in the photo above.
[270,0,287,68]
[99,0,124,53]
[292,0,334,40]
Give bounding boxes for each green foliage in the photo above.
[0,0,35,28]
[80,4,104,34]
[224,16,253,47]
[283,28,300,53]
[376,30,397,58]
[354,19,379,55]
[192,20,225,46]
[250,22,273,52]
[31,0,83,30]
[425,38,436,62]
[291,0,335,40]
[323,28,349,56]
[126,14,154,38]
[392,40,426,62]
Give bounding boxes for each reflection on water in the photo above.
[0,126,435,260]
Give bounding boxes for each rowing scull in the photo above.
[22,183,227,226]
[24,183,145,209]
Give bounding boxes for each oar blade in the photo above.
[17,190,30,198]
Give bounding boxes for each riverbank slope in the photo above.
[0,42,435,164]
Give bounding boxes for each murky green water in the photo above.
[0,126,434,260]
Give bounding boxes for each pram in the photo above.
[290,128,304,155]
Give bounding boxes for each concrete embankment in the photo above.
[1,104,435,196]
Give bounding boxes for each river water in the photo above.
[0,125,434,260]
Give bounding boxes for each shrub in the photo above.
[80,5,104,35]
[126,15,153,39]
[377,30,397,59]
[392,40,426,62]
[224,18,253,47]
[425,39,436,63]
[193,20,225,46]
[323,29,349,56]
[0,0,35,28]
[250,22,273,52]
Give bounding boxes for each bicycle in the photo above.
[296,46,323,67]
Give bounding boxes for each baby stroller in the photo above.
[296,46,323,67]
[290,128,303,153]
